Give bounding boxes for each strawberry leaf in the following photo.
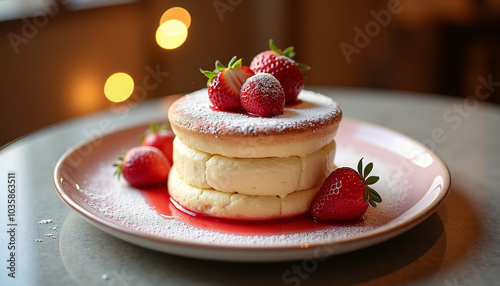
[368,198,377,208]
[298,63,311,72]
[267,39,309,77]
[159,123,169,130]
[137,135,145,144]
[282,46,295,58]
[139,122,170,143]
[201,56,244,86]
[150,123,159,133]
[357,158,364,177]
[113,156,124,180]
[200,69,218,78]
[365,176,379,185]
[231,58,242,69]
[269,39,282,54]
[366,186,382,207]
[200,69,218,85]
[227,56,237,68]
[364,162,373,178]
[371,189,382,203]
[357,157,383,208]
[215,60,225,72]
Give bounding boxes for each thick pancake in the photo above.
[168,89,342,158]
[168,167,320,220]
[173,137,336,197]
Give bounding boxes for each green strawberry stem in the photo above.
[268,39,310,72]
[112,148,130,180]
[149,122,169,132]
[113,155,125,180]
[357,158,382,207]
[200,56,243,86]
[138,123,170,143]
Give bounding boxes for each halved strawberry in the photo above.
[200,57,255,111]
[250,40,310,104]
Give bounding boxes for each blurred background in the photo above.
[1,0,499,147]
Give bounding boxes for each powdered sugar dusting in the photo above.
[243,73,284,96]
[170,89,341,136]
[239,73,285,117]
[335,146,410,222]
[71,149,409,248]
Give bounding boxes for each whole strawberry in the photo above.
[141,123,175,165]
[113,146,171,188]
[200,56,255,111]
[240,73,285,117]
[250,40,309,104]
[311,158,382,222]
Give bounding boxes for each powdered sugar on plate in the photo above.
[72,148,409,248]
[54,118,450,260]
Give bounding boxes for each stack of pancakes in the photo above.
[167,89,342,220]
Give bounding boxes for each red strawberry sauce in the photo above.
[139,187,342,236]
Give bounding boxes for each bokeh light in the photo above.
[70,70,101,114]
[160,7,191,29]
[155,19,188,50]
[104,72,134,103]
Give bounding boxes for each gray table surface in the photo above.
[1,87,499,286]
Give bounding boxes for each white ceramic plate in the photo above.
[53,118,451,262]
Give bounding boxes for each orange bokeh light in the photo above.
[155,19,188,50]
[156,7,190,50]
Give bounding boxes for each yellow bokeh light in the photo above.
[155,19,188,50]
[104,72,134,103]
[160,7,191,29]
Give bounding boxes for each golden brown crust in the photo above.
[168,89,342,158]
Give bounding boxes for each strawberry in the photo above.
[311,158,382,222]
[141,123,175,164]
[200,56,255,111]
[250,40,310,104]
[113,146,171,188]
[240,73,285,117]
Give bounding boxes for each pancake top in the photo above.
[168,89,342,137]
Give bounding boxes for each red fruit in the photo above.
[113,146,171,188]
[250,40,309,103]
[311,158,382,222]
[201,56,255,111]
[240,73,285,117]
[141,123,175,164]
